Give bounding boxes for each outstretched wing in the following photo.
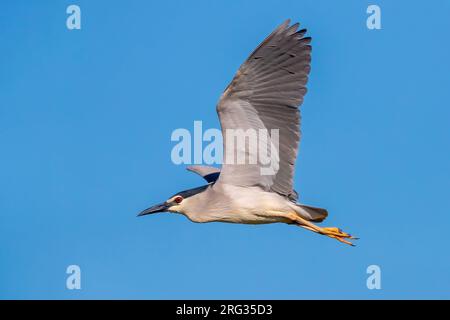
[187,165,221,183]
[215,20,311,198]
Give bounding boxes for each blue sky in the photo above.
[1,0,450,299]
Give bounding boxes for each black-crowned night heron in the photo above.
[139,20,357,246]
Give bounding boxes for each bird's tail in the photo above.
[295,204,328,222]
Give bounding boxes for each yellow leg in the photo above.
[269,211,358,246]
[300,222,358,246]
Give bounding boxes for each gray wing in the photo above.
[187,165,221,183]
[188,165,300,202]
[215,20,311,198]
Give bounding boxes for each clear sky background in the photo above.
[1,0,450,299]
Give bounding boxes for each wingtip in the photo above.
[291,22,300,29]
[277,19,291,30]
[297,28,307,36]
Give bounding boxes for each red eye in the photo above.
[174,196,183,204]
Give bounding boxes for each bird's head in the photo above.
[137,194,185,216]
[137,185,208,216]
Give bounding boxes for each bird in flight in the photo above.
[139,20,357,246]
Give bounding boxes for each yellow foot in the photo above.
[319,227,358,246]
